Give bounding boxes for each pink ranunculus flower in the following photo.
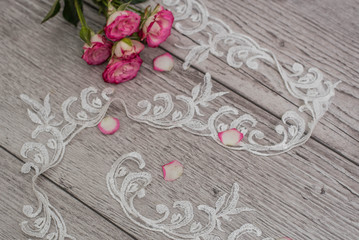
[104,10,141,41]
[82,34,113,65]
[113,38,145,59]
[102,55,143,84]
[140,5,174,48]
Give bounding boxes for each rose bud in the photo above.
[104,10,141,41]
[113,38,145,59]
[81,34,113,65]
[102,55,143,84]
[140,5,174,48]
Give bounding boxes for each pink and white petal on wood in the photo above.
[162,160,183,181]
[98,116,120,135]
[218,128,243,146]
[153,53,174,72]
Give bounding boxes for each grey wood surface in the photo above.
[0,0,358,239]
[0,148,135,240]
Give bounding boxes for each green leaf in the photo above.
[122,0,147,4]
[41,0,61,24]
[112,0,147,7]
[80,26,91,45]
[117,2,131,11]
[63,0,82,26]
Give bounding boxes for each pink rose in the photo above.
[113,38,144,59]
[81,34,112,65]
[102,55,143,84]
[104,10,141,41]
[140,6,174,47]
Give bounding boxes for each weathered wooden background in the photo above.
[0,0,358,239]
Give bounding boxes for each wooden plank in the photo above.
[123,0,359,162]
[1,43,358,238]
[0,0,358,240]
[0,148,135,240]
[87,0,359,162]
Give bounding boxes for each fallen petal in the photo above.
[162,160,183,181]
[218,128,243,146]
[98,116,120,135]
[153,53,174,72]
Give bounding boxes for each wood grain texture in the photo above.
[0,148,135,240]
[148,0,359,162]
[0,0,358,240]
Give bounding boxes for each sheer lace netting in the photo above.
[162,0,340,154]
[107,152,275,240]
[19,0,339,239]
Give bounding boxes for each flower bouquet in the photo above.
[42,0,174,83]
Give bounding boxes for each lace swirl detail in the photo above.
[19,1,339,237]
[19,66,337,238]
[106,152,275,240]
[162,0,340,155]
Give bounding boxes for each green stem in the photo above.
[98,29,105,34]
[127,5,142,14]
[111,0,142,13]
[74,0,88,28]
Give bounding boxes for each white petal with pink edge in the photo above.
[90,34,104,44]
[218,128,243,146]
[162,160,183,181]
[98,116,120,135]
[153,53,174,72]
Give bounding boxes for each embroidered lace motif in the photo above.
[19,1,339,238]
[162,0,340,155]
[19,66,337,238]
[107,152,274,240]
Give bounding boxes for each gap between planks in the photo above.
[81,0,359,167]
[0,145,139,240]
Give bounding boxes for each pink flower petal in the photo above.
[98,116,120,135]
[153,53,174,72]
[104,11,141,41]
[218,128,243,146]
[114,39,145,59]
[141,9,174,47]
[162,160,183,181]
[81,35,112,65]
[133,40,145,54]
[90,34,104,44]
[103,56,143,84]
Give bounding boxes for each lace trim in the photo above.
[20,67,336,238]
[107,152,274,240]
[19,1,339,238]
[19,88,114,239]
[17,76,266,238]
[162,0,340,154]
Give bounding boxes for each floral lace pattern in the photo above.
[162,0,340,155]
[107,152,274,240]
[19,88,115,239]
[17,72,271,239]
[18,1,339,239]
[19,67,336,238]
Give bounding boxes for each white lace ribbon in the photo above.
[107,152,274,240]
[18,1,339,238]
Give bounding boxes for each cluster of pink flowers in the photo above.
[81,4,174,84]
